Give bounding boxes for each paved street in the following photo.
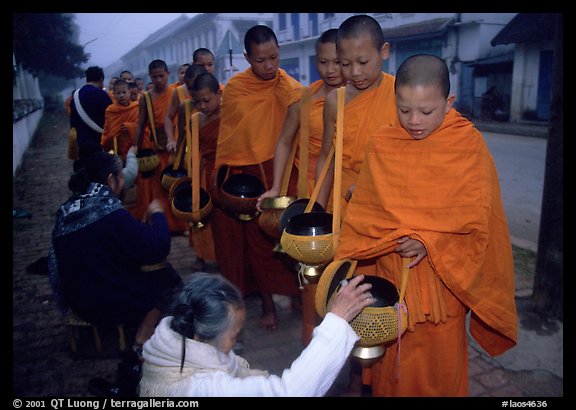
[483,131,547,252]
[12,109,562,398]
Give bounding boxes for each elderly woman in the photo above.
[139,272,375,397]
[49,151,182,349]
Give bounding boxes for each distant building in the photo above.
[275,13,516,119]
[109,13,527,122]
[107,13,273,85]
[491,13,558,122]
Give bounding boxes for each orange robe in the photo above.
[216,68,302,167]
[335,109,518,396]
[138,89,189,232]
[290,80,328,345]
[65,95,72,116]
[338,72,396,216]
[188,116,219,262]
[101,101,139,160]
[213,67,302,296]
[101,101,139,217]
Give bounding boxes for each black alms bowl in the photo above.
[284,212,333,236]
[222,173,265,198]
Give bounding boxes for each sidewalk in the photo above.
[12,109,562,397]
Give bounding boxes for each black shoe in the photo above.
[88,378,122,397]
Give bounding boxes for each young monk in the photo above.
[315,15,397,215]
[255,28,344,345]
[101,79,138,161]
[193,47,226,92]
[173,65,211,271]
[174,72,222,270]
[192,48,216,75]
[100,79,140,216]
[335,54,518,396]
[164,65,207,154]
[134,59,188,233]
[213,25,303,330]
[169,63,191,91]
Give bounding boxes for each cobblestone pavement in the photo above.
[12,109,562,398]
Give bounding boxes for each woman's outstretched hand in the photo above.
[328,275,376,322]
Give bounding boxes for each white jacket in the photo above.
[139,313,359,397]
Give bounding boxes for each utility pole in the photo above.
[532,13,563,321]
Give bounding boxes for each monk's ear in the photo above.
[243,52,250,64]
[445,94,456,113]
[380,42,390,61]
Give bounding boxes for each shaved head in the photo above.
[395,54,450,98]
[337,15,385,51]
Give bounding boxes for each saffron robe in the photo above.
[137,89,189,232]
[289,80,330,345]
[335,109,518,396]
[101,101,139,160]
[188,116,219,262]
[216,68,302,167]
[338,72,396,216]
[212,67,302,296]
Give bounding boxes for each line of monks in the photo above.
[80,16,517,397]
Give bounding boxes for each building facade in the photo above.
[107,13,538,122]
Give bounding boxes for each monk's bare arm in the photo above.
[257,101,301,210]
[315,91,337,208]
[163,89,180,153]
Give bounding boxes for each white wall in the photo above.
[13,109,43,176]
[13,55,44,176]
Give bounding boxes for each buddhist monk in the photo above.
[174,72,221,269]
[213,25,303,330]
[255,28,344,346]
[134,59,188,233]
[335,54,518,396]
[315,15,397,216]
[100,79,140,216]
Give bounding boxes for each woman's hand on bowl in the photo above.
[328,275,376,322]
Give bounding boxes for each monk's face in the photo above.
[337,33,389,92]
[244,39,280,81]
[178,65,190,83]
[194,54,215,75]
[113,84,131,107]
[315,41,343,88]
[396,84,455,140]
[149,67,169,91]
[192,87,222,118]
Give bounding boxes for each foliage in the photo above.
[13,13,89,79]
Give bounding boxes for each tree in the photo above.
[532,13,563,321]
[13,13,89,79]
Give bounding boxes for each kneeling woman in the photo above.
[49,151,182,348]
[139,272,375,397]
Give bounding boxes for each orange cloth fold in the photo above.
[215,68,302,167]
